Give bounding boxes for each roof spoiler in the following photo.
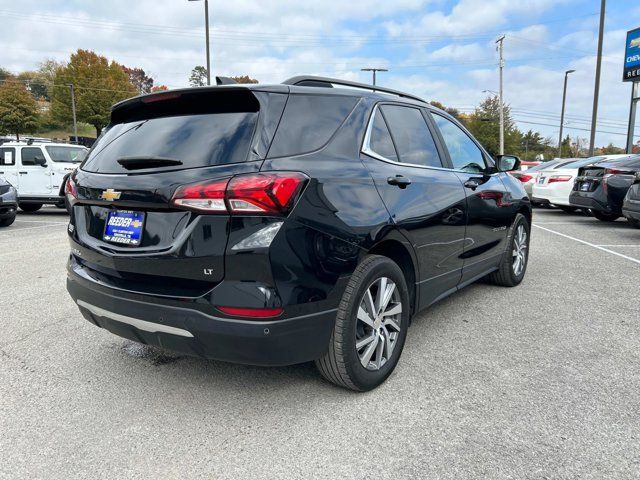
[216,76,238,85]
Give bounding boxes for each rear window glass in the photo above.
[82,112,258,173]
[45,146,88,163]
[267,94,358,158]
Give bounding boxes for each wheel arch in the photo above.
[367,237,418,316]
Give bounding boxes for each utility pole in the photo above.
[68,83,78,143]
[558,69,576,158]
[189,0,211,85]
[496,35,505,155]
[588,0,606,156]
[361,68,388,86]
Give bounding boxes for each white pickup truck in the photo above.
[0,141,88,212]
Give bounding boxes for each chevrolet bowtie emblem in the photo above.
[100,189,122,201]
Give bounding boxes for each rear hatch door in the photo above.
[70,87,286,296]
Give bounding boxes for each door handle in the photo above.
[464,178,480,190]
[387,175,411,189]
[19,171,28,175]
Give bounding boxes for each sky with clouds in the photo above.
[1,0,640,147]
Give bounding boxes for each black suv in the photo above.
[66,76,531,391]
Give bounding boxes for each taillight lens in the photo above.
[548,175,572,183]
[171,178,229,212]
[171,172,308,216]
[65,176,77,198]
[605,168,630,175]
[517,174,533,183]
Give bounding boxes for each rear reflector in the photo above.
[217,306,284,318]
[548,175,572,183]
[171,172,308,215]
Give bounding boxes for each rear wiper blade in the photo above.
[116,156,183,170]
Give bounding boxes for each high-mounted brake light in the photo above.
[65,176,77,198]
[548,175,572,183]
[170,172,308,215]
[142,91,182,103]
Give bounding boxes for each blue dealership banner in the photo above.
[624,27,640,82]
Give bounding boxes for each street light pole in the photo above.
[588,0,606,156]
[68,83,78,143]
[189,0,211,85]
[360,68,388,86]
[558,69,576,158]
[496,35,505,155]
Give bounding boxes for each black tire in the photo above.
[558,205,578,214]
[487,213,530,287]
[626,216,640,229]
[0,215,16,227]
[315,255,410,392]
[591,210,620,222]
[19,203,42,213]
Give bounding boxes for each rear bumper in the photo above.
[67,266,337,367]
[569,188,621,214]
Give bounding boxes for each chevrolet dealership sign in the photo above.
[624,27,640,82]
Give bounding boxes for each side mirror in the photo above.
[34,156,47,167]
[495,155,520,172]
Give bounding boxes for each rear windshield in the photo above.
[45,146,88,163]
[82,112,257,173]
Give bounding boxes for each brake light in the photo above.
[517,174,534,183]
[171,172,308,215]
[217,306,283,318]
[548,175,572,183]
[171,178,229,212]
[477,190,513,207]
[65,176,77,198]
[605,168,629,175]
[142,91,181,103]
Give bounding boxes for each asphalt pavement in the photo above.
[1,207,639,479]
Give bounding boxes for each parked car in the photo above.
[0,140,88,212]
[65,76,532,391]
[531,155,629,212]
[570,155,640,221]
[510,159,576,202]
[622,172,640,228]
[0,176,18,227]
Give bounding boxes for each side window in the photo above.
[432,114,486,173]
[20,147,44,166]
[379,105,442,168]
[0,147,16,166]
[268,94,359,158]
[367,109,398,161]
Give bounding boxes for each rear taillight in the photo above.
[171,172,308,215]
[65,176,77,198]
[548,175,572,183]
[517,174,534,183]
[217,306,283,318]
[605,168,630,175]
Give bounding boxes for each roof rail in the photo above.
[282,75,426,104]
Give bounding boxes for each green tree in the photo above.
[0,81,39,140]
[429,101,462,121]
[595,143,625,155]
[189,66,208,87]
[464,95,520,157]
[0,67,12,82]
[17,71,49,100]
[51,49,136,136]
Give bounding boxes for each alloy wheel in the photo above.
[355,277,403,371]
[512,224,528,276]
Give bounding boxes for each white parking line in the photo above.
[533,224,640,265]
[596,245,640,247]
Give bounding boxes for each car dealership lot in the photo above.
[1,207,638,479]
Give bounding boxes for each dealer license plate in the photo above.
[103,210,145,246]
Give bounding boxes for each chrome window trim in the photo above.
[361,105,491,175]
